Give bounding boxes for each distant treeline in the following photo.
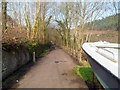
[86,14,120,30]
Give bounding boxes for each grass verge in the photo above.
[75,65,98,88]
[39,49,49,57]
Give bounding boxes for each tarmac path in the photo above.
[13,47,88,88]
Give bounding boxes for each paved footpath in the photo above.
[13,47,88,88]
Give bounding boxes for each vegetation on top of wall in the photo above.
[27,42,40,53]
[27,42,51,56]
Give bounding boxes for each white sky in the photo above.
[0,1,119,28]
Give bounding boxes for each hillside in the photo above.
[87,14,120,30]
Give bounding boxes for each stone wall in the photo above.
[2,46,32,80]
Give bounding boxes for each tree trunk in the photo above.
[2,1,7,30]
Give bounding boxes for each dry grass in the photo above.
[84,30,119,43]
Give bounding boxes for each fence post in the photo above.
[97,78,104,90]
[33,52,36,62]
[92,72,94,88]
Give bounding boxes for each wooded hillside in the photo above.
[87,14,120,30]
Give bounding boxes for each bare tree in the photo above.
[54,1,110,62]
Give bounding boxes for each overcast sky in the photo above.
[0,1,119,29]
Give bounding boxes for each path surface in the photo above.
[13,47,88,88]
